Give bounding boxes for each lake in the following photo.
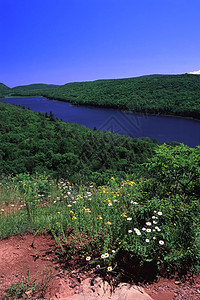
[1,96,200,147]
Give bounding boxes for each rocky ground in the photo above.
[0,234,199,299]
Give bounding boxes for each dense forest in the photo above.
[0,102,158,184]
[2,74,200,119]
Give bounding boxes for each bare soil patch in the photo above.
[0,234,199,299]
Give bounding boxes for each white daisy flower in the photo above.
[146,222,152,226]
[159,240,164,245]
[134,228,141,235]
[96,264,100,269]
[86,256,91,261]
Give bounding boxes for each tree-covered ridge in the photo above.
[12,83,60,91]
[9,74,200,119]
[0,83,10,98]
[0,102,158,183]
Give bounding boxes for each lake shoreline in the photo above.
[1,96,200,147]
[45,96,200,123]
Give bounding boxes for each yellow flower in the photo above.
[69,210,74,214]
[72,216,77,221]
[57,211,61,214]
[106,221,112,226]
[82,207,91,213]
[121,212,127,218]
[97,215,103,220]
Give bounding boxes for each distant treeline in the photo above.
[2,74,200,119]
[0,103,159,184]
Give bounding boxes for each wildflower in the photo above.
[67,204,72,207]
[57,211,61,214]
[145,239,150,243]
[72,216,77,221]
[86,256,91,261]
[97,215,103,220]
[155,226,161,232]
[153,237,156,240]
[134,228,141,235]
[128,230,133,233]
[152,216,156,219]
[107,266,112,272]
[104,253,109,258]
[112,250,116,254]
[101,254,105,259]
[96,265,100,269]
[146,222,152,226]
[69,210,74,214]
[146,228,151,233]
[142,227,146,231]
[127,217,132,221]
[157,212,163,216]
[159,240,164,245]
[131,201,138,205]
[153,221,157,224]
[121,212,127,218]
[106,221,112,226]
[108,203,113,206]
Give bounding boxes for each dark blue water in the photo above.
[1,97,200,147]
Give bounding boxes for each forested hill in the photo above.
[12,83,60,91]
[0,83,10,98]
[6,74,200,119]
[1,74,200,119]
[0,102,158,184]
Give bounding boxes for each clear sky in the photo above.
[1,0,200,87]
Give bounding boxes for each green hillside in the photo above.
[12,83,60,91]
[0,83,10,98]
[10,74,200,119]
[0,102,158,184]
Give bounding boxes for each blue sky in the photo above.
[1,0,200,87]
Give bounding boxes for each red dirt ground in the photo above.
[0,234,199,299]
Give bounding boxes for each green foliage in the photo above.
[4,266,51,299]
[0,103,157,183]
[0,83,10,99]
[1,154,199,276]
[9,74,200,119]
